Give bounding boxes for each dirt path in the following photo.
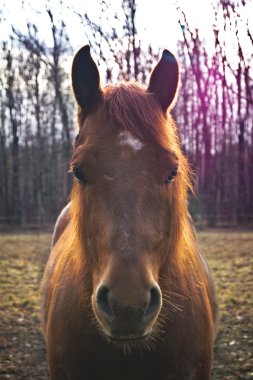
[0,230,252,379]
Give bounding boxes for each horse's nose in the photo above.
[95,284,162,337]
[96,286,113,319]
[144,286,162,322]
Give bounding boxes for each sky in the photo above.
[0,0,252,75]
[0,0,218,53]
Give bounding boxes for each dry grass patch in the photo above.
[0,230,252,379]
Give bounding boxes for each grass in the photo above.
[198,231,253,380]
[0,230,252,379]
[0,233,51,380]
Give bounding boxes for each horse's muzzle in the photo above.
[93,284,162,340]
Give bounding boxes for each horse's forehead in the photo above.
[117,131,144,153]
[84,113,147,157]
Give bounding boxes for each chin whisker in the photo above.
[89,318,165,355]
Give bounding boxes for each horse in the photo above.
[41,45,218,380]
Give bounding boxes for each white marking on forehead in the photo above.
[118,131,144,152]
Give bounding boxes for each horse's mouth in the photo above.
[107,333,149,343]
[106,333,155,353]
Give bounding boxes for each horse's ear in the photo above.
[147,49,179,112]
[72,45,102,111]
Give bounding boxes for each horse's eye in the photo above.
[165,168,178,184]
[73,167,87,184]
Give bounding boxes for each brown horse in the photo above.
[41,45,218,380]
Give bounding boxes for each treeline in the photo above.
[0,0,252,226]
[0,11,74,225]
[176,1,253,225]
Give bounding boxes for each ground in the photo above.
[0,230,252,379]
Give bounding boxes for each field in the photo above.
[0,230,252,379]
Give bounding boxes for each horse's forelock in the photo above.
[103,84,170,149]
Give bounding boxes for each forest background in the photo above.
[0,0,252,227]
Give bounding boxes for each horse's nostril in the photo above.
[144,286,162,321]
[96,286,113,318]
